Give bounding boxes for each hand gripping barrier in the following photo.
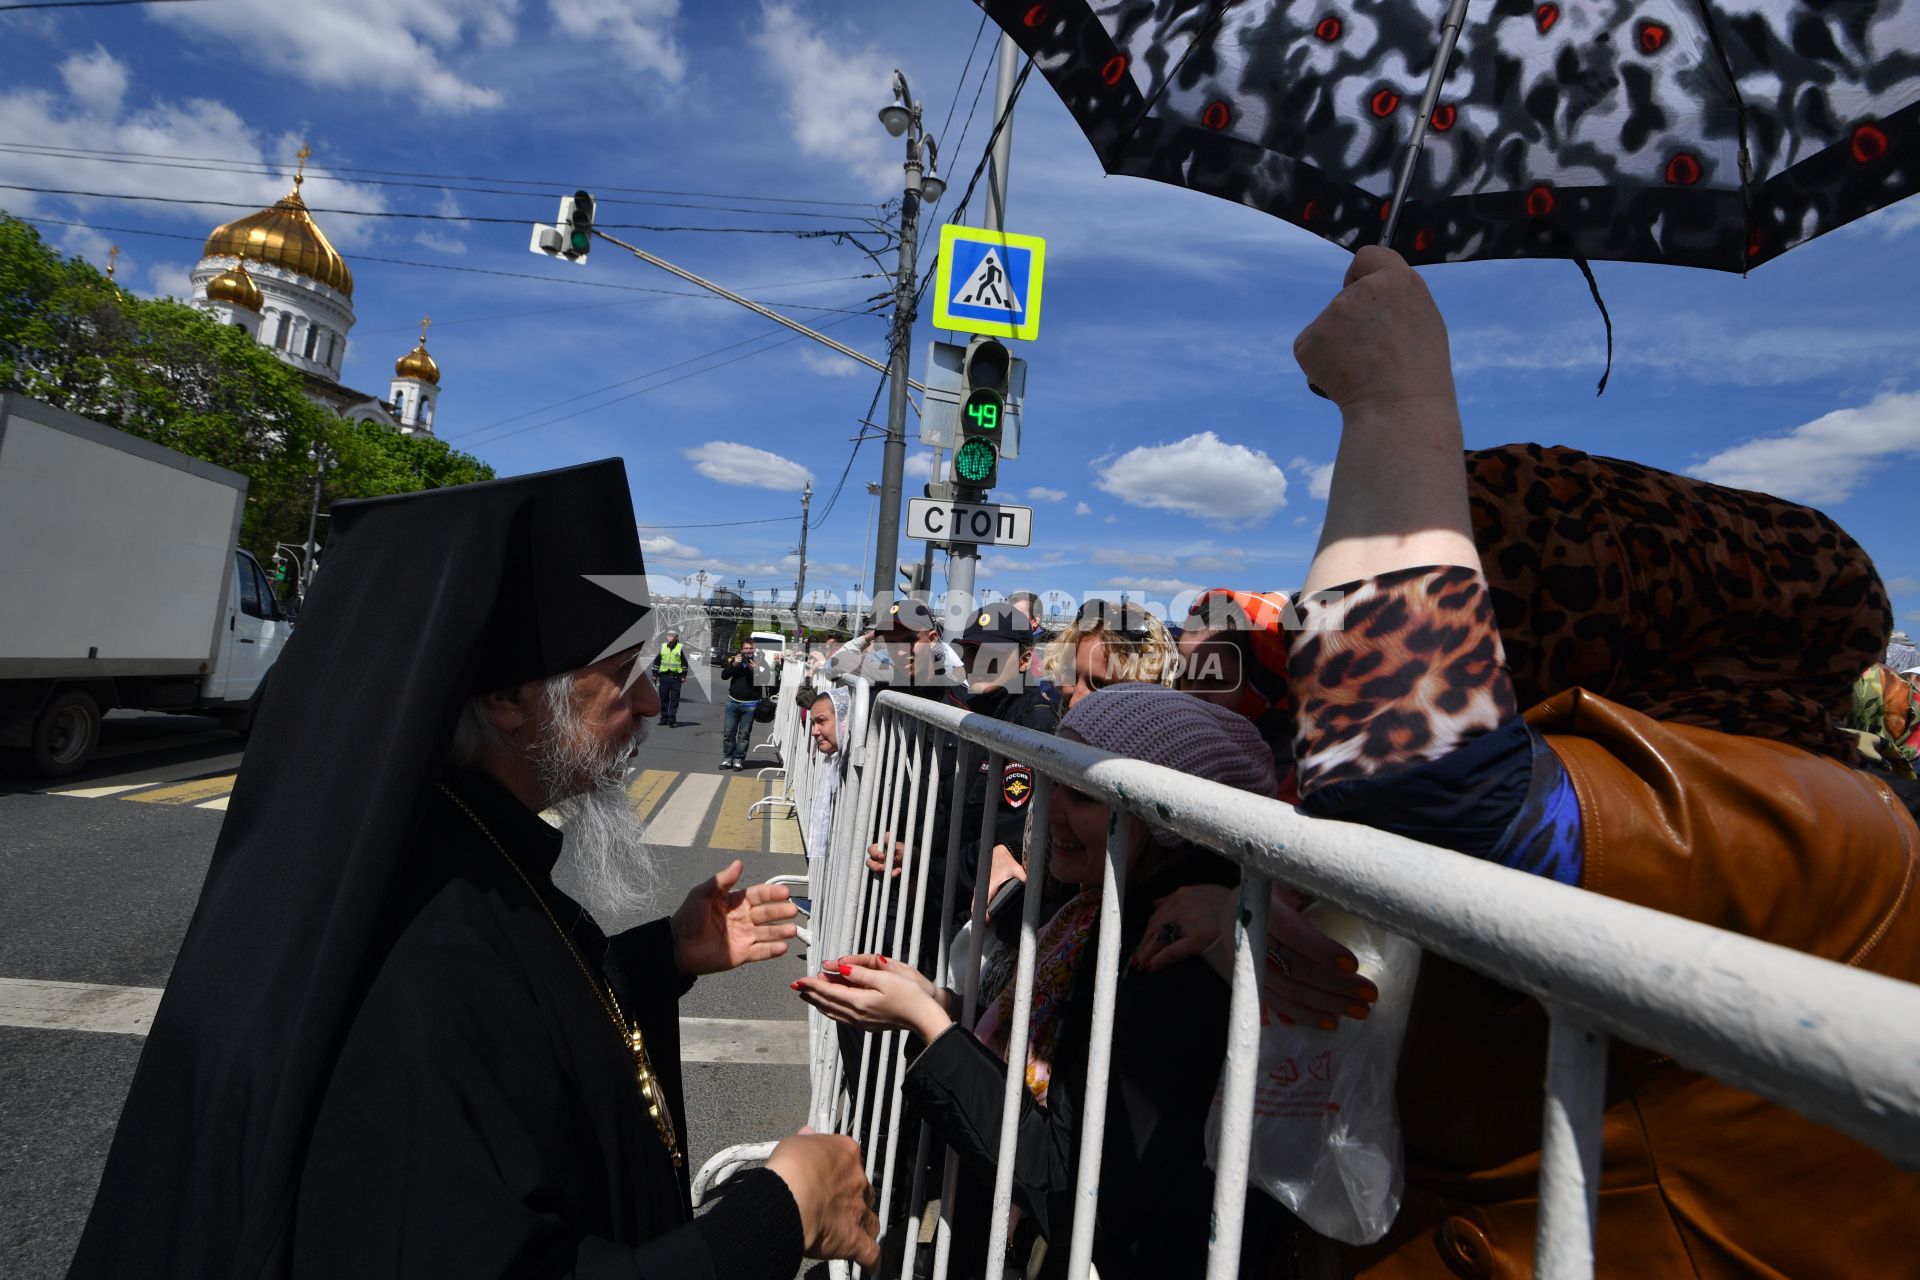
[703,678,1920,1280]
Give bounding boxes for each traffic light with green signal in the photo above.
[952,335,1009,492]
[531,192,596,264]
[562,191,594,263]
[272,556,287,584]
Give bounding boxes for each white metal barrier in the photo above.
[699,676,1920,1280]
[746,659,807,822]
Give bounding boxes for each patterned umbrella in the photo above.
[975,0,1920,272]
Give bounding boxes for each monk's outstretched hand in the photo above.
[671,859,799,976]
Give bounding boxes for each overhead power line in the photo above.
[0,142,882,211]
[0,182,871,236]
[0,144,870,220]
[637,516,798,530]
[0,0,207,10]
[12,215,888,316]
[353,272,878,336]
[455,307,876,449]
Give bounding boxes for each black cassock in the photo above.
[289,768,801,1278]
[69,460,801,1279]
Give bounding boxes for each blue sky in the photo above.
[3,0,1917,630]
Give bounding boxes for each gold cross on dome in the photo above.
[420,315,431,344]
[106,245,120,280]
[294,143,311,188]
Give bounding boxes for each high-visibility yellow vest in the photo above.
[658,642,687,674]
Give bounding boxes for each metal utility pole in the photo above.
[793,481,812,637]
[942,34,1019,640]
[301,443,337,597]
[871,69,939,618]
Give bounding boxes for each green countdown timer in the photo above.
[964,387,1002,432]
[953,437,998,484]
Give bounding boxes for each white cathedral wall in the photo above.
[388,378,438,435]
[190,255,355,382]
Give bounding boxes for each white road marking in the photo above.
[196,796,231,811]
[0,977,161,1035]
[680,1016,809,1065]
[47,784,152,799]
[644,772,725,847]
[0,978,808,1062]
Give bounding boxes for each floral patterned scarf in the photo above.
[972,888,1100,1107]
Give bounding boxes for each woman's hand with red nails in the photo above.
[793,956,953,1042]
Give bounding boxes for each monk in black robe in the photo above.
[69,460,878,1278]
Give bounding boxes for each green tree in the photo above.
[0,214,493,567]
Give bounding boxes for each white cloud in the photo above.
[1861,197,1920,238]
[1289,456,1335,500]
[144,262,194,301]
[640,534,703,562]
[1074,501,1093,516]
[59,47,127,115]
[1091,547,1176,572]
[548,0,684,83]
[1907,611,1920,623]
[1103,515,1120,524]
[752,2,898,195]
[1887,576,1920,594]
[413,189,471,256]
[800,346,867,378]
[155,0,516,112]
[1028,486,1069,502]
[1095,431,1289,525]
[1103,574,1206,598]
[1687,391,1920,504]
[1450,316,1920,388]
[1183,553,1246,575]
[683,441,814,490]
[904,451,937,482]
[0,60,389,248]
[1293,515,1311,527]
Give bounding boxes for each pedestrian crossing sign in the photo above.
[933,224,1046,341]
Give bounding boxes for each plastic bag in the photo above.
[1205,903,1422,1245]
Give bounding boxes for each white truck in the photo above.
[0,393,291,776]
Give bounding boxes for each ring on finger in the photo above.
[1157,921,1182,946]
[1266,943,1291,978]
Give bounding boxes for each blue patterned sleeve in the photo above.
[1299,715,1583,885]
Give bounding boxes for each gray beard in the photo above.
[549,780,661,933]
[533,674,660,932]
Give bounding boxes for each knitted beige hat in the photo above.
[1058,683,1277,844]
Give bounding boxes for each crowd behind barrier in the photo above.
[692,665,1920,1280]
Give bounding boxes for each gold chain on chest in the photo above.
[439,784,683,1168]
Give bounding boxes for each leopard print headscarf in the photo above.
[1464,444,1890,763]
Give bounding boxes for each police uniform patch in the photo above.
[1002,762,1035,809]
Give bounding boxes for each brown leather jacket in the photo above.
[1338,690,1920,1280]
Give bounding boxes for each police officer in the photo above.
[867,601,1055,962]
[650,629,689,727]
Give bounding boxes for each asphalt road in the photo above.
[0,685,816,1278]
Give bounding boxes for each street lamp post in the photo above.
[302,443,339,597]
[858,480,881,631]
[870,71,943,618]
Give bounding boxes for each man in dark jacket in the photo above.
[719,640,761,770]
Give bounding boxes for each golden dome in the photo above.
[204,262,264,313]
[202,155,353,299]
[395,317,439,385]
